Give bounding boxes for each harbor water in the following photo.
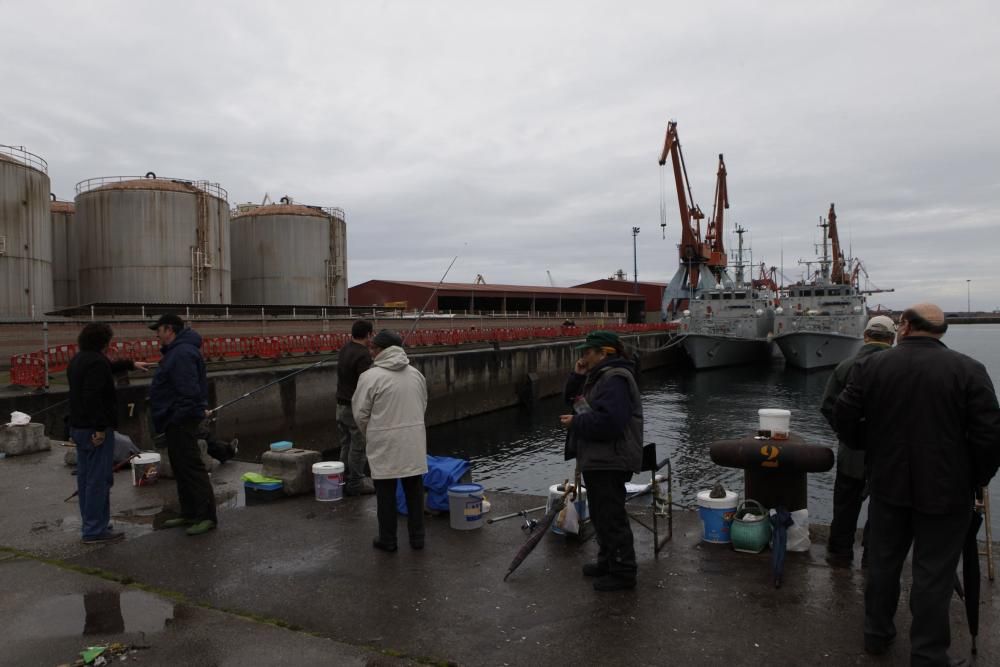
[428,323,1000,535]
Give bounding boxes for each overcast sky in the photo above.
[3,1,998,312]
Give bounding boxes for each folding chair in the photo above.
[627,442,673,557]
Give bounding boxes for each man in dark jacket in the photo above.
[148,314,216,536]
[819,315,895,565]
[560,330,643,592]
[834,303,1000,664]
[336,320,375,495]
[67,322,151,544]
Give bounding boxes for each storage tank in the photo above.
[75,173,231,304]
[50,194,78,309]
[0,145,53,318]
[231,198,347,305]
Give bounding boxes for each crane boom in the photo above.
[658,121,709,287]
[706,153,729,270]
[827,203,846,284]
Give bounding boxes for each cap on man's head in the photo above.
[372,329,404,349]
[575,330,621,351]
[148,313,185,331]
[865,315,896,334]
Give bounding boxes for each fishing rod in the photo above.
[206,354,338,418]
[402,255,459,343]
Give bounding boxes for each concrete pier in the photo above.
[1,447,996,666]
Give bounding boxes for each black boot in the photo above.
[582,562,609,577]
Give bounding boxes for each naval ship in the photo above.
[658,122,776,370]
[772,204,868,370]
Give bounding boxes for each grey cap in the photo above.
[372,329,404,349]
[865,315,897,334]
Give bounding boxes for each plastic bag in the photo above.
[786,508,811,552]
[7,411,30,426]
[556,498,580,534]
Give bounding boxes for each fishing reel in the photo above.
[520,513,539,533]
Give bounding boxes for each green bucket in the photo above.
[731,499,771,554]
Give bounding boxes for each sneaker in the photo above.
[372,537,398,552]
[593,575,636,592]
[582,562,609,577]
[82,530,124,544]
[346,478,377,496]
[162,517,195,529]
[186,520,217,536]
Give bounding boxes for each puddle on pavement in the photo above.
[5,590,174,638]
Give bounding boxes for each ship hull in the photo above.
[682,334,774,369]
[774,331,863,370]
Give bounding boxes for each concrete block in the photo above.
[262,448,321,496]
[0,423,52,456]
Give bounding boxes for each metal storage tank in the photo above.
[50,195,78,309]
[0,145,53,318]
[231,198,347,305]
[75,173,231,304]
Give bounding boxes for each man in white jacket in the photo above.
[352,329,429,552]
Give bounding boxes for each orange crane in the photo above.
[827,203,847,284]
[706,153,729,272]
[658,121,711,288]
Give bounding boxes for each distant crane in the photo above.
[474,274,486,285]
[546,270,556,287]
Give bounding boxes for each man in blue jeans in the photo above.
[67,323,151,544]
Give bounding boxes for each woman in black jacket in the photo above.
[67,323,150,544]
[560,330,643,591]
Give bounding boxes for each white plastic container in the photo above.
[758,408,791,440]
[696,488,738,543]
[448,484,484,530]
[312,461,345,502]
[131,452,161,487]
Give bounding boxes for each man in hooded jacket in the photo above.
[148,314,217,537]
[560,330,643,591]
[352,329,428,552]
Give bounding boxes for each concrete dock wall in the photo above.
[2,332,680,450]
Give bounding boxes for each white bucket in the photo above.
[448,484,484,530]
[131,452,161,487]
[696,488,738,543]
[546,484,590,534]
[758,408,791,440]
[312,461,345,502]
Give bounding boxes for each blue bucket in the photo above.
[696,489,738,544]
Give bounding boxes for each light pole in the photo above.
[967,279,971,315]
[632,226,640,294]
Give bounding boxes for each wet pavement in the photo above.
[1,448,997,666]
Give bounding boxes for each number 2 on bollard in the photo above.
[759,444,780,468]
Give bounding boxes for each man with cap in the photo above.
[834,303,1000,663]
[819,314,896,566]
[352,329,429,552]
[148,314,217,536]
[335,319,376,496]
[560,330,643,591]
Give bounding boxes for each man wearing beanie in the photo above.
[352,329,429,552]
[820,314,896,567]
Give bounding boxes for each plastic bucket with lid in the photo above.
[696,488,738,543]
[448,483,484,530]
[131,452,161,487]
[312,461,345,502]
[758,408,791,440]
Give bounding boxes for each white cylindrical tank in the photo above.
[0,145,53,318]
[75,174,231,304]
[231,200,347,305]
[51,196,78,309]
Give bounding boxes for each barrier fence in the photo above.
[9,322,678,388]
